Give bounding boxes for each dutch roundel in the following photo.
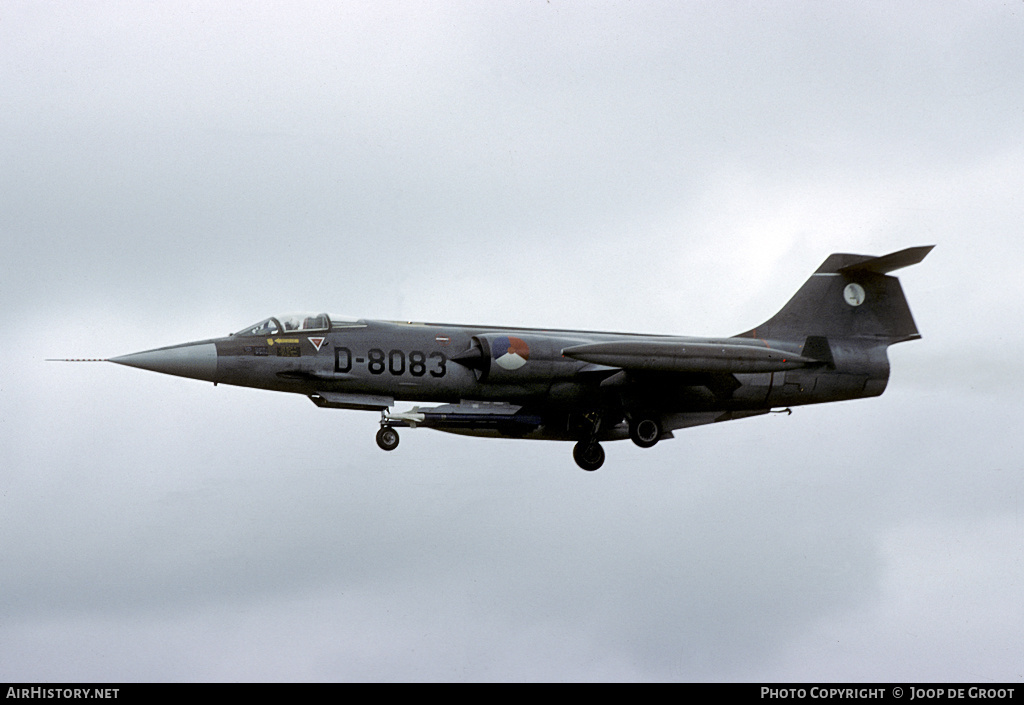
[493,336,530,370]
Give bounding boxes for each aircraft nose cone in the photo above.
[109,342,218,382]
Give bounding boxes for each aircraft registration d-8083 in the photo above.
[85,246,932,470]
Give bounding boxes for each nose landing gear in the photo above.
[376,425,400,451]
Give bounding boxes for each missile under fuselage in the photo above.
[560,341,819,374]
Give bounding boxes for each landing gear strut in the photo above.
[573,440,605,471]
[376,425,399,451]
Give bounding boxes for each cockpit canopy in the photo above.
[233,313,359,337]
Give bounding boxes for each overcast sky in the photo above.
[2,1,1023,682]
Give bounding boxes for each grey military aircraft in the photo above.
[75,246,932,470]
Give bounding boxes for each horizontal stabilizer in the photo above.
[835,245,935,274]
[562,341,817,374]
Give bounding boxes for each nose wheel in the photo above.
[376,425,400,451]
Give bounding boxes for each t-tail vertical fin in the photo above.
[736,246,934,346]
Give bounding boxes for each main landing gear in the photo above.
[628,417,661,448]
[571,411,606,471]
[571,414,661,470]
[572,440,605,471]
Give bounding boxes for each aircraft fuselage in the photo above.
[96,246,932,470]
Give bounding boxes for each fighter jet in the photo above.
[74,246,933,470]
